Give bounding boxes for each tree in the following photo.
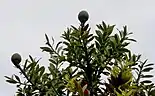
[5,10,155,96]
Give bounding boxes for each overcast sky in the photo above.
[0,0,155,95]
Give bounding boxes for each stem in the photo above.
[136,62,144,85]
[80,23,93,96]
[136,68,142,85]
[18,66,35,86]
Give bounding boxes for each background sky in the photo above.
[0,0,155,95]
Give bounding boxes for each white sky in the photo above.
[0,0,155,95]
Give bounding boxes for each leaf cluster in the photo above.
[5,21,155,96]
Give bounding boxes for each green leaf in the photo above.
[83,24,89,31]
[39,66,45,77]
[123,26,127,37]
[128,32,133,35]
[87,34,93,39]
[23,59,28,71]
[6,79,18,84]
[95,41,100,49]
[119,48,130,53]
[35,64,40,73]
[144,63,154,67]
[141,80,152,83]
[55,41,63,50]
[26,62,35,71]
[118,29,123,38]
[102,72,110,76]
[49,59,57,64]
[42,73,49,82]
[136,54,141,61]
[150,89,155,96]
[40,47,52,52]
[96,24,104,31]
[71,25,78,31]
[105,66,111,71]
[107,25,115,35]
[14,75,20,82]
[141,75,153,78]
[4,76,11,80]
[45,34,49,43]
[96,30,102,37]
[114,34,120,44]
[64,74,70,81]
[57,46,63,53]
[59,56,65,62]
[87,36,94,44]
[127,38,137,42]
[51,37,55,46]
[71,68,78,75]
[132,67,139,72]
[142,67,153,72]
[89,48,95,56]
[126,90,133,96]
[110,36,116,48]
[29,55,34,62]
[132,54,136,61]
[121,42,130,47]
[102,21,107,29]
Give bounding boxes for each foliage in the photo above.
[5,21,155,96]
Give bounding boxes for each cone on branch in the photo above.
[11,53,21,68]
[78,10,89,26]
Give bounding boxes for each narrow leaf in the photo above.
[141,75,153,78]
[39,66,45,77]
[14,75,20,82]
[23,59,28,71]
[45,34,49,42]
[55,41,63,50]
[141,80,152,83]
[71,25,78,31]
[29,55,34,62]
[40,47,52,52]
[127,38,137,42]
[144,63,154,67]
[102,21,106,29]
[6,79,18,84]
[4,76,12,80]
[142,67,153,72]
[102,72,110,76]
